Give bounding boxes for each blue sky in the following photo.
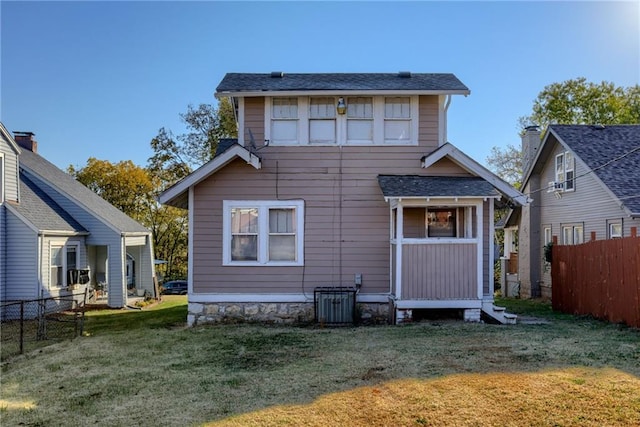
[1,1,638,171]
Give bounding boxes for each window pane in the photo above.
[269,235,295,261]
[347,120,373,141]
[272,98,297,118]
[563,227,572,245]
[310,97,335,119]
[427,209,456,238]
[610,223,622,238]
[231,235,258,261]
[231,208,258,233]
[310,120,336,143]
[269,209,294,233]
[574,226,583,244]
[556,154,565,184]
[272,120,297,142]
[384,121,410,141]
[51,246,63,287]
[385,97,410,118]
[565,170,575,190]
[347,97,373,118]
[67,247,77,270]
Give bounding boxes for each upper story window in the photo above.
[347,97,374,144]
[223,200,304,266]
[0,153,4,203]
[384,97,411,143]
[554,151,575,192]
[309,97,336,144]
[271,97,298,144]
[265,95,418,146]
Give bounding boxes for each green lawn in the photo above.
[1,296,638,427]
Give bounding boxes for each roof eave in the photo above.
[383,195,501,203]
[216,89,470,98]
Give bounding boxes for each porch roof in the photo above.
[377,175,501,200]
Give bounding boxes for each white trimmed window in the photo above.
[544,227,552,245]
[555,151,575,191]
[271,97,298,144]
[609,222,623,239]
[223,200,304,266]
[49,242,80,288]
[265,95,418,146]
[562,225,583,245]
[384,97,411,143]
[309,97,336,144]
[347,97,374,144]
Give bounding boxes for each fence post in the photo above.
[590,231,596,241]
[631,227,637,238]
[19,301,25,355]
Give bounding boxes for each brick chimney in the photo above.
[521,125,541,175]
[13,131,37,153]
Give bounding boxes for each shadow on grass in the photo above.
[83,296,187,335]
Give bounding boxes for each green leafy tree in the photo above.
[520,77,640,130]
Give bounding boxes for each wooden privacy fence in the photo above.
[551,236,640,328]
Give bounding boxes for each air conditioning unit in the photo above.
[314,287,356,325]
[547,181,564,192]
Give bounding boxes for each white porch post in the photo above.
[488,200,495,300]
[395,202,403,300]
[476,201,483,300]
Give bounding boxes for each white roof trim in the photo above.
[383,195,501,202]
[216,89,470,98]
[0,122,21,154]
[421,143,530,206]
[159,144,262,206]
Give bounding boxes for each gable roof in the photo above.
[420,143,530,206]
[378,175,500,200]
[8,174,88,235]
[0,122,21,155]
[216,73,470,97]
[523,124,640,216]
[159,143,262,209]
[19,149,150,234]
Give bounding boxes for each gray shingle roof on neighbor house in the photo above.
[18,149,150,234]
[216,73,469,94]
[550,124,640,215]
[378,175,500,199]
[13,174,88,233]
[215,138,239,157]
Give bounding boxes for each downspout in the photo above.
[443,95,452,145]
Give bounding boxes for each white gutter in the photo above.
[215,89,470,99]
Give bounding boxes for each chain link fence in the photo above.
[1,290,88,360]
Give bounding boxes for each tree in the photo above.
[485,144,523,187]
[68,158,155,222]
[520,77,640,131]
[148,98,237,181]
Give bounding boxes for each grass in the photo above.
[1,295,639,427]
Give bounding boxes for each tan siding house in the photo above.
[160,72,528,325]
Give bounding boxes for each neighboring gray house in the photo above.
[0,123,155,309]
[510,124,640,299]
[160,72,528,326]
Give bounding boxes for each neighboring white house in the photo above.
[0,123,155,310]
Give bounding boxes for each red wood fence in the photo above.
[551,236,640,328]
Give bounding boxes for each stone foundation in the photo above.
[188,301,390,326]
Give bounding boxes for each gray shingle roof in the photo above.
[378,175,500,199]
[19,149,150,234]
[215,138,239,157]
[550,125,640,215]
[13,174,87,233]
[216,73,469,93]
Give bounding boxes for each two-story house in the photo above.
[159,72,528,325]
[0,123,156,311]
[514,124,640,299]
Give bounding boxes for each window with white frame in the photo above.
[223,200,304,266]
[401,206,475,239]
[50,242,80,288]
[309,97,336,144]
[609,222,623,238]
[384,97,411,143]
[544,226,552,245]
[555,151,575,191]
[562,225,583,245]
[271,97,298,144]
[347,97,374,143]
